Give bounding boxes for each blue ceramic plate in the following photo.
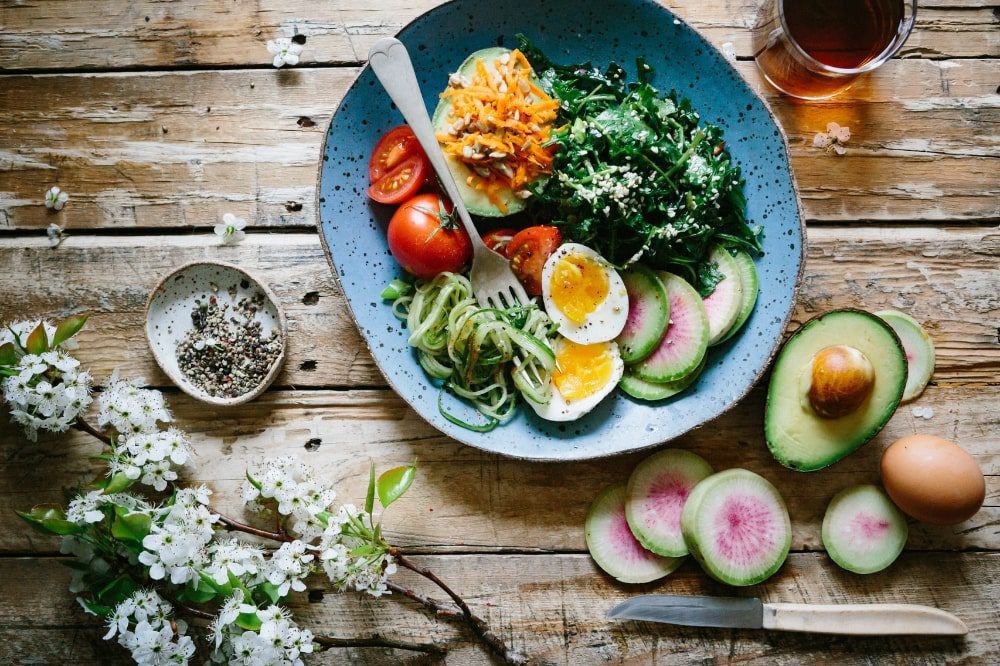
[317,0,804,461]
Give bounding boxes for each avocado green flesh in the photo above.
[765,310,906,472]
[431,47,526,217]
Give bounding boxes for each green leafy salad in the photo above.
[519,37,762,295]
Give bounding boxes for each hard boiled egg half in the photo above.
[542,243,628,344]
[529,336,624,421]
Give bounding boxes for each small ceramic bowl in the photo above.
[145,261,287,406]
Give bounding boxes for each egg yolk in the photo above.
[553,340,615,402]
[550,253,609,325]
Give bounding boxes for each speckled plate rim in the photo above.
[315,0,807,461]
[144,260,288,407]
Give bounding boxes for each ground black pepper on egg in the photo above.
[176,291,282,399]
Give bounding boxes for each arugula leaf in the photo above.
[517,36,762,279]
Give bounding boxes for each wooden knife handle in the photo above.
[762,603,968,636]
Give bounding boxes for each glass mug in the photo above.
[752,0,917,100]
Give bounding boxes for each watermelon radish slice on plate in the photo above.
[619,357,706,402]
[632,272,709,383]
[716,250,759,344]
[585,482,683,583]
[876,310,935,402]
[625,449,713,557]
[616,265,669,364]
[702,246,744,346]
[681,468,791,586]
[822,484,908,574]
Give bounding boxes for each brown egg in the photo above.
[881,435,985,525]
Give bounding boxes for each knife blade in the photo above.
[608,595,968,636]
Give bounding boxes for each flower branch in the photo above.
[5,316,525,665]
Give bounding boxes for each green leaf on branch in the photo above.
[97,472,135,495]
[25,322,49,355]
[377,462,417,509]
[258,582,282,605]
[365,461,376,515]
[199,571,233,597]
[245,471,263,491]
[52,312,89,347]
[236,612,263,631]
[180,581,217,604]
[111,507,151,543]
[96,575,137,606]
[77,598,114,618]
[16,504,85,536]
[0,342,16,367]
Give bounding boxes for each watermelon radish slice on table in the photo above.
[822,484,908,574]
[876,310,935,402]
[632,272,709,383]
[585,482,683,583]
[616,266,669,364]
[702,245,744,346]
[625,449,713,557]
[681,469,791,586]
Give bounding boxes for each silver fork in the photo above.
[367,38,529,310]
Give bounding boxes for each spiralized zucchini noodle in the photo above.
[387,273,556,431]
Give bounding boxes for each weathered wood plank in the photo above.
[0,228,996,388]
[2,382,996,555]
[0,61,997,229]
[0,1,995,72]
[1,554,998,665]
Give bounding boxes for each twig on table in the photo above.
[314,634,446,654]
[73,417,111,445]
[210,509,294,542]
[390,550,528,665]
[386,581,461,618]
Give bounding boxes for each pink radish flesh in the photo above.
[712,493,779,568]
[704,277,739,330]
[611,505,662,565]
[851,512,892,542]
[640,473,690,532]
[623,288,647,338]
[642,292,697,367]
[822,484,907,574]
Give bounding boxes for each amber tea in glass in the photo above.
[752,0,917,99]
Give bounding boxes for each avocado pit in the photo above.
[807,345,875,418]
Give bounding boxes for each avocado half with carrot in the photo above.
[431,47,557,217]
[765,309,907,471]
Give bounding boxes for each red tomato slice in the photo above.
[482,228,519,257]
[507,226,562,296]
[368,155,428,205]
[369,126,423,183]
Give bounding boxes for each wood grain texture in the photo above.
[0,554,998,665]
[0,0,996,72]
[0,60,997,230]
[2,383,996,555]
[0,227,996,388]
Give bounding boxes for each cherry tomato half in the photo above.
[368,155,428,205]
[387,194,472,279]
[507,226,562,296]
[482,228,519,257]
[369,126,423,183]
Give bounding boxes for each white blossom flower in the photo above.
[44,186,69,211]
[204,537,266,585]
[318,504,396,597]
[2,343,92,441]
[98,371,171,436]
[105,590,195,666]
[138,493,217,584]
[213,607,314,665]
[266,37,303,68]
[242,456,337,538]
[813,122,851,155]
[47,223,67,247]
[67,490,109,524]
[263,540,314,596]
[214,212,247,244]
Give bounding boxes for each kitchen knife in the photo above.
[607,595,967,636]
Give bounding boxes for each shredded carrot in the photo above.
[437,49,557,212]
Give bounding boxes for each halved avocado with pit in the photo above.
[765,309,907,472]
[431,47,534,217]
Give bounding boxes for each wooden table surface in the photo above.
[0,1,997,664]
